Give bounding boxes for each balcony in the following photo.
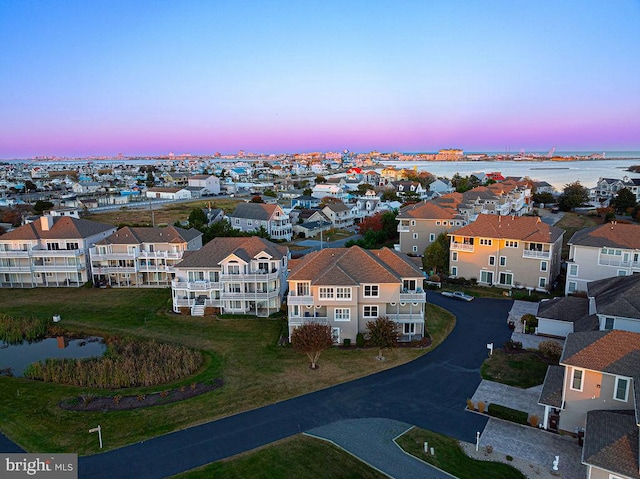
[92,266,136,274]
[397,223,410,233]
[90,251,136,261]
[450,242,474,252]
[0,264,33,272]
[171,279,221,290]
[32,264,86,272]
[287,294,314,305]
[174,297,221,308]
[220,271,280,282]
[289,315,329,326]
[221,290,279,300]
[522,250,551,259]
[31,249,83,258]
[385,313,424,322]
[0,250,30,258]
[138,251,182,259]
[399,291,427,302]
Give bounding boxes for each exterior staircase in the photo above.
[191,302,205,317]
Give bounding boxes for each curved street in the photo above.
[71,295,513,478]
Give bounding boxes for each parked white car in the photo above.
[441,291,474,302]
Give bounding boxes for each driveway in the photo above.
[5,296,514,478]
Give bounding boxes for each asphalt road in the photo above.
[73,294,513,479]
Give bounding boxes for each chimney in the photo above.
[40,215,54,231]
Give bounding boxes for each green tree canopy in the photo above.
[558,181,589,211]
[188,208,207,228]
[422,232,450,275]
[33,200,54,215]
[611,187,637,214]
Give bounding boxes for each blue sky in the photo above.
[1,0,639,157]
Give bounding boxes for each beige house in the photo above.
[321,203,354,229]
[449,214,564,291]
[397,200,467,255]
[0,215,116,287]
[228,203,292,241]
[89,226,202,287]
[565,223,640,295]
[287,246,426,344]
[171,236,289,317]
[538,330,640,479]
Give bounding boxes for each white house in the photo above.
[145,187,191,200]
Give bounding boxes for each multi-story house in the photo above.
[171,236,289,317]
[311,184,349,202]
[429,178,455,195]
[589,176,640,204]
[449,214,564,291]
[321,203,354,229]
[350,192,381,224]
[565,223,640,295]
[392,181,428,200]
[186,174,221,197]
[287,246,426,344]
[538,330,640,479]
[89,226,202,287]
[227,203,292,241]
[397,200,467,255]
[0,215,116,287]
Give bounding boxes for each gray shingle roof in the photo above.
[538,365,564,408]
[176,236,288,268]
[582,410,639,479]
[587,274,640,320]
[229,203,281,221]
[537,297,589,323]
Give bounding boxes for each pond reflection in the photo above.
[0,336,106,377]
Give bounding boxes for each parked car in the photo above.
[441,291,474,302]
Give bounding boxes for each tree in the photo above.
[315,175,327,184]
[290,322,334,369]
[188,208,207,228]
[558,181,589,211]
[33,200,54,214]
[366,316,399,360]
[23,180,38,192]
[611,188,637,214]
[356,183,375,195]
[357,213,383,235]
[532,191,555,206]
[302,188,313,196]
[422,232,449,274]
[263,189,277,198]
[381,189,399,202]
[319,196,343,207]
[250,195,264,203]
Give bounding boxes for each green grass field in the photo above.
[0,288,454,455]
[480,349,554,388]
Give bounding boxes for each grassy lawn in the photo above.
[555,211,601,259]
[173,435,387,479]
[480,349,555,388]
[0,289,454,454]
[396,427,526,479]
[83,198,242,227]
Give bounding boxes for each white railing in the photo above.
[287,294,314,305]
[385,313,424,322]
[523,250,551,259]
[0,250,30,258]
[0,265,33,272]
[32,264,86,272]
[174,297,221,307]
[30,249,82,257]
[450,243,474,252]
[289,316,329,326]
[92,266,136,274]
[219,271,279,282]
[138,251,182,259]
[397,224,410,232]
[221,291,278,300]
[399,291,427,302]
[171,279,221,290]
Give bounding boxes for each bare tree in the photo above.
[366,316,399,360]
[290,322,334,369]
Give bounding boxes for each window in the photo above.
[604,317,615,330]
[505,240,518,248]
[571,369,583,391]
[499,256,506,266]
[227,264,240,274]
[336,287,351,300]
[363,305,378,318]
[247,220,252,226]
[539,277,547,288]
[413,233,418,239]
[452,251,458,261]
[292,305,300,317]
[429,233,435,242]
[488,256,496,266]
[499,272,513,286]
[569,264,578,276]
[66,242,79,250]
[567,281,577,293]
[540,261,548,272]
[479,238,492,246]
[451,266,458,276]
[403,280,417,291]
[234,218,240,225]
[331,327,340,344]
[411,220,416,226]
[363,285,379,297]
[480,270,493,284]
[319,287,334,299]
[614,377,629,402]
[617,270,627,276]
[47,243,60,250]
[435,221,441,226]
[412,246,418,252]
[334,308,350,321]
[403,323,415,334]
[230,300,242,309]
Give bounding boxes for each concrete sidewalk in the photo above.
[470,379,545,420]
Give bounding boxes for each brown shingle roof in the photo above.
[569,223,640,249]
[288,246,423,285]
[176,236,288,268]
[583,410,639,479]
[451,214,564,243]
[0,216,115,241]
[96,226,201,245]
[397,201,458,220]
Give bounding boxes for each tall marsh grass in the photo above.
[0,314,48,343]
[24,339,203,388]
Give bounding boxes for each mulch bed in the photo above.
[60,379,223,412]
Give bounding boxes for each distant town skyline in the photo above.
[1,1,639,159]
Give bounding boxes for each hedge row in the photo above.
[487,403,529,425]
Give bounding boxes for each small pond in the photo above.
[0,337,106,377]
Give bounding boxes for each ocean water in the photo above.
[379,158,640,191]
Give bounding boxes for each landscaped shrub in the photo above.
[521,314,538,333]
[343,338,351,347]
[477,401,486,414]
[538,340,563,361]
[466,398,475,410]
[529,415,539,428]
[487,403,529,425]
[503,340,523,351]
[356,333,365,348]
[24,339,203,388]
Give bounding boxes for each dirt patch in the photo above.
[60,379,223,412]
